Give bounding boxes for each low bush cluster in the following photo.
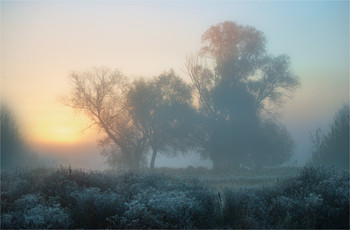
[1,166,348,229]
[1,167,219,229]
[223,166,349,229]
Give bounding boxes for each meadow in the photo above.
[1,165,349,229]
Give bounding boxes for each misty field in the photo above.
[1,166,349,229]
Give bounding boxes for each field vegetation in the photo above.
[1,166,348,229]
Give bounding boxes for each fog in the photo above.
[1,15,348,171]
[1,2,349,229]
[2,2,348,172]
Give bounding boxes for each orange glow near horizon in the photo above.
[33,125,87,145]
[30,137,99,156]
[18,100,99,149]
[28,118,101,156]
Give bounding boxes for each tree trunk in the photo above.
[133,144,144,172]
[150,148,157,170]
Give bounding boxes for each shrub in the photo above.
[107,173,219,229]
[223,166,349,229]
[67,187,126,229]
[1,194,72,229]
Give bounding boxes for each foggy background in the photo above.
[1,1,348,169]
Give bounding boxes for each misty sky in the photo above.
[1,1,349,168]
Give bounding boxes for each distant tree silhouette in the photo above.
[127,71,196,169]
[187,21,299,171]
[310,104,349,170]
[0,105,30,169]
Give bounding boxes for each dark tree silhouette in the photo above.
[187,21,299,171]
[310,104,349,170]
[0,105,30,169]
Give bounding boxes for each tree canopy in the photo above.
[187,21,299,171]
[67,69,196,170]
[66,21,300,171]
[126,71,196,169]
[67,68,148,170]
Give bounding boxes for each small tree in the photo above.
[310,104,349,170]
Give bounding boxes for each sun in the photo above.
[36,126,82,145]
[26,105,95,146]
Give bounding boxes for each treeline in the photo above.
[64,21,300,171]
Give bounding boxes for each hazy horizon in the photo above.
[1,1,348,169]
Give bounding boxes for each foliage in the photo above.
[126,70,196,169]
[1,166,348,229]
[310,104,349,170]
[187,21,299,170]
[1,194,72,229]
[65,22,300,171]
[1,167,219,229]
[247,119,295,168]
[66,69,196,170]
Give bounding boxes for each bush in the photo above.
[106,172,219,229]
[67,187,126,228]
[1,194,72,229]
[1,167,219,229]
[223,166,349,229]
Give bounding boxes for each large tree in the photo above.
[66,68,149,170]
[187,21,299,170]
[126,71,195,169]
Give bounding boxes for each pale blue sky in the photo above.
[1,1,349,168]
